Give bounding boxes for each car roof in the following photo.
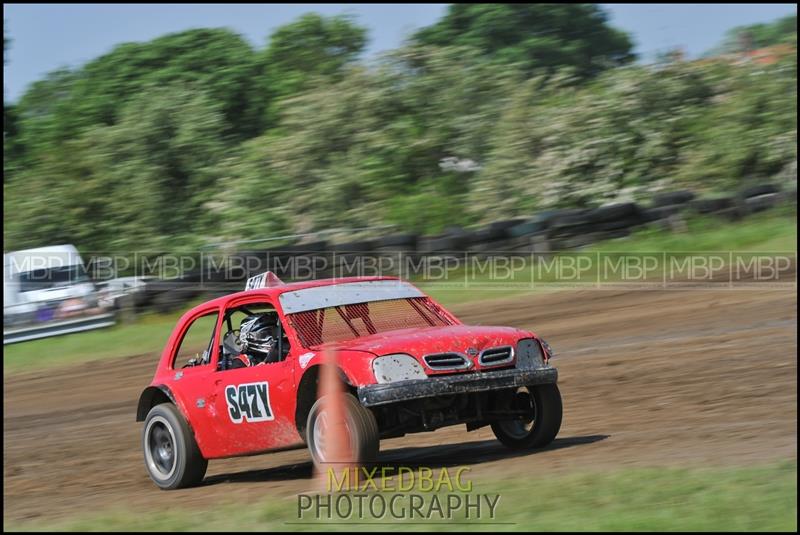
[186,276,403,314]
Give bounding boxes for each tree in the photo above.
[5,86,229,251]
[3,10,797,252]
[81,86,229,250]
[12,68,78,159]
[16,28,262,146]
[258,13,368,124]
[3,102,22,179]
[4,22,23,178]
[711,13,797,54]
[413,4,635,78]
[471,52,796,215]
[226,45,518,235]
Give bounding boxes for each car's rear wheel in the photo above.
[491,384,562,450]
[142,403,207,489]
[306,393,379,466]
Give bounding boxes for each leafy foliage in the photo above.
[711,13,797,54]
[260,13,367,92]
[413,4,635,77]
[6,86,229,251]
[3,11,797,252]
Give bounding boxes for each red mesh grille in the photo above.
[289,297,451,347]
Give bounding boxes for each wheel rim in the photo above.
[497,388,537,440]
[145,415,177,480]
[311,407,353,463]
[313,411,329,461]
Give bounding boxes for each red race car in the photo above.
[137,273,561,489]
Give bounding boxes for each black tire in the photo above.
[142,403,207,490]
[306,393,379,466]
[375,233,418,248]
[745,192,780,213]
[588,202,641,223]
[741,183,779,199]
[509,219,548,238]
[331,240,375,253]
[691,196,735,214]
[115,294,137,324]
[418,236,458,253]
[549,208,593,229]
[594,215,644,231]
[471,227,497,243]
[491,384,562,450]
[651,190,696,208]
[281,240,328,254]
[642,204,685,222]
[487,218,528,238]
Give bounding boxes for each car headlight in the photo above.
[372,354,426,384]
[516,338,546,369]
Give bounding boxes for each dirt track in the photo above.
[3,287,797,524]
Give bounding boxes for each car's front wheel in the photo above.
[142,403,208,489]
[306,393,379,466]
[491,384,562,450]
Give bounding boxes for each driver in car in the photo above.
[228,314,279,369]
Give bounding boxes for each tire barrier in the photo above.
[690,196,736,214]
[482,218,528,241]
[741,183,780,199]
[651,190,696,207]
[128,183,795,315]
[589,202,641,223]
[374,233,418,249]
[745,192,781,213]
[642,204,686,222]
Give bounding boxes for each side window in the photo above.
[218,303,291,371]
[172,312,219,369]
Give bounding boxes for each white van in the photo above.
[3,244,104,332]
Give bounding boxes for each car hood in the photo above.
[325,324,532,359]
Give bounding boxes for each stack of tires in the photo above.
[543,203,644,250]
[740,183,783,215]
[329,239,376,278]
[268,241,330,281]
[642,190,695,222]
[467,219,528,252]
[133,180,797,316]
[372,234,419,276]
[417,227,475,254]
[140,278,201,315]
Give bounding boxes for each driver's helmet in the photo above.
[238,314,277,362]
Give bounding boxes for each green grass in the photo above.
[590,205,797,254]
[4,208,796,372]
[2,296,211,374]
[2,310,181,373]
[421,207,797,304]
[7,461,796,531]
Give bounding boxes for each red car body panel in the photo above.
[141,276,542,459]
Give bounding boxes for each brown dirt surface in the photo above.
[3,287,797,524]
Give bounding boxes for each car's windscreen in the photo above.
[18,264,91,292]
[288,297,452,347]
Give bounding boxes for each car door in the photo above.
[163,306,222,457]
[206,298,302,457]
